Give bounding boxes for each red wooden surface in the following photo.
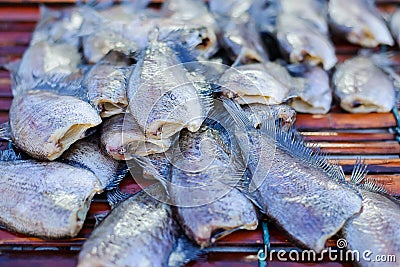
[0,1,400,267]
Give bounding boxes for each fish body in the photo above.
[343,188,400,267]
[77,188,178,267]
[0,160,101,238]
[223,99,363,252]
[276,14,337,70]
[9,90,102,160]
[342,181,400,267]
[279,0,328,34]
[31,6,85,47]
[101,114,171,160]
[288,66,332,114]
[61,136,127,191]
[333,56,395,113]
[83,63,130,118]
[169,117,258,247]
[127,37,211,139]
[218,63,292,105]
[9,41,80,94]
[328,0,394,47]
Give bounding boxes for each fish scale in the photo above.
[0,160,101,239]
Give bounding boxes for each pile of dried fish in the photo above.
[0,0,400,266]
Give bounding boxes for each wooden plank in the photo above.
[0,111,9,123]
[295,113,397,130]
[332,158,400,173]
[301,131,396,142]
[307,141,400,155]
[0,32,31,45]
[0,98,11,110]
[0,7,40,22]
[0,21,36,32]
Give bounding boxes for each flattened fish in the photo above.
[7,41,81,94]
[333,56,395,113]
[223,99,363,252]
[210,0,269,64]
[0,158,101,238]
[242,103,296,130]
[168,114,258,247]
[31,6,85,47]
[9,91,102,160]
[328,0,394,47]
[61,136,127,191]
[343,166,400,267]
[287,65,332,114]
[83,63,130,118]
[127,36,212,139]
[101,114,171,160]
[218,63,292,105]
[78,187,197,267]
[276,14,337,70]
[279,0,328,34]
[161,0,218,58]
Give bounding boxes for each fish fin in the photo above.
[168,235,203,267]
[94,212,109,227]
[349,158,369,185]
[0,122,12,141]
[0,145,22,161]
[106,187,132,209]
[33,74,88,101]
[360,178,388,195]
[273,125,348,183]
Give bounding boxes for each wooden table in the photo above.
[0,1,399,266]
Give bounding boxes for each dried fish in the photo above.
[127,36,212,139]
[0,156,101,238]
[9,91,102,160]
[333,56,395,113]
[31,6,85,47]
[218,62,292,105]
[83,63,130,118]
[78,187,198,267]
[276,13,337,70]
[287,65,332,114]
[210,0,269,64]
[328,0,394,47]
[101,114,171,160]
[7,41,81,94]
[168,111,257,247]
[343,164,400,267]
[60,136,127,191]
[223,99,363,252]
